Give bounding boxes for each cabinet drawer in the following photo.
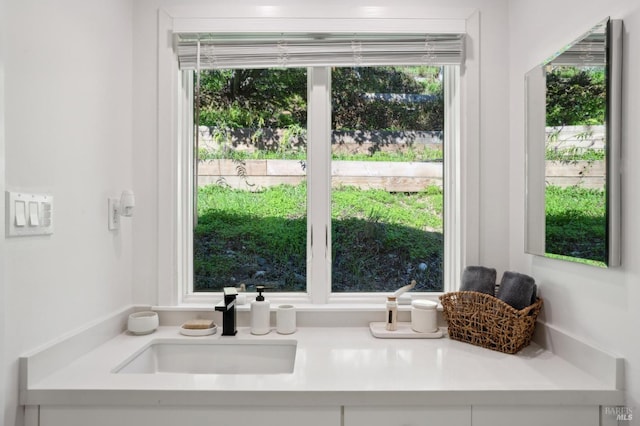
[472,405,599,426]
[344,405,471,426]
[40,406,341,426]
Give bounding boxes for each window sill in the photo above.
[153,303,442,312]
[163,292,445,311]
[152,296,445,327]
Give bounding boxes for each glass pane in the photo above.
[193,68,308,292]
[331,66,445,292]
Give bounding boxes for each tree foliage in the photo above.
[197,66,444,131]
[331,67,443,131]
[198,69,307,129]
[545,66,605,126]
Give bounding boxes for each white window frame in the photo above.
[156,5,480,307]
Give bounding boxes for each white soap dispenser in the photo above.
[250,285,271,335]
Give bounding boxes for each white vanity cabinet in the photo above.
[35,404,603,426]
[21,326,622,426]
[344,406,472,426]
[38,406,341,426]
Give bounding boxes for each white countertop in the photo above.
[21,325,623,407]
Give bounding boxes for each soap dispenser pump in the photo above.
[250,285,271,335]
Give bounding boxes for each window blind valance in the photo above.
[175,33,465,69]
[548,33,606,66]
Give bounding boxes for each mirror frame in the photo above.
[525,18,622,267]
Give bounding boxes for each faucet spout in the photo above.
[215,287,238,336]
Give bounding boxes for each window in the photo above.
[189,65,450,298]
[178,36,461,303]
[157,11,478,306]
[192,68,309,293]
[330,66,446,293]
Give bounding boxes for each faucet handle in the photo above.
[216,287,238,311]
[223,287,238,296]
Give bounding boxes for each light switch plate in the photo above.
[5,191,54,237]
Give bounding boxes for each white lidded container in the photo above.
[127,311,159,335]
[411,300,438,333]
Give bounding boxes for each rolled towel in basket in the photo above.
[460,266,496,295]
[497,271,536,310]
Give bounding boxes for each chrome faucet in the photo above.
[215,287,238,336]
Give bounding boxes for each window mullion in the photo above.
[444,65,461,292]
[307,67,332,303]
[178,70,194,304]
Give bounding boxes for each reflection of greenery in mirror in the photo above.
[525,18,621,267]
[546,67,605,126]
[544,63,606,266]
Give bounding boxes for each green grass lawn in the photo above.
[194,183,444,292]
[193,181,606,293]
[545,185,606,266]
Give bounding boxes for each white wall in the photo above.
[2,0,134,425]
[508,0,640,419]
[131,0,511,303]
[0,0,7,422]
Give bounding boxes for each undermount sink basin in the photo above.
[113,339,297,374]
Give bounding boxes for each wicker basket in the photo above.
[439,291,543,354]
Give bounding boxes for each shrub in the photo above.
[546,67,605,126]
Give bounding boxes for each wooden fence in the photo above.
[199,158,605,192]
[198,159,443,192]
[545,160,605,189]
[546,125,605,150]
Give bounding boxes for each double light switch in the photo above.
[6,191,54,236]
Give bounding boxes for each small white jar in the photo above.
[127,311,159,335]
[276,304,296,334]
[411,300,438,333]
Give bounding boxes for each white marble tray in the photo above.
[369,322,444,339]
[179,323,217,336]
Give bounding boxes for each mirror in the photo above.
[525,18,622,267]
